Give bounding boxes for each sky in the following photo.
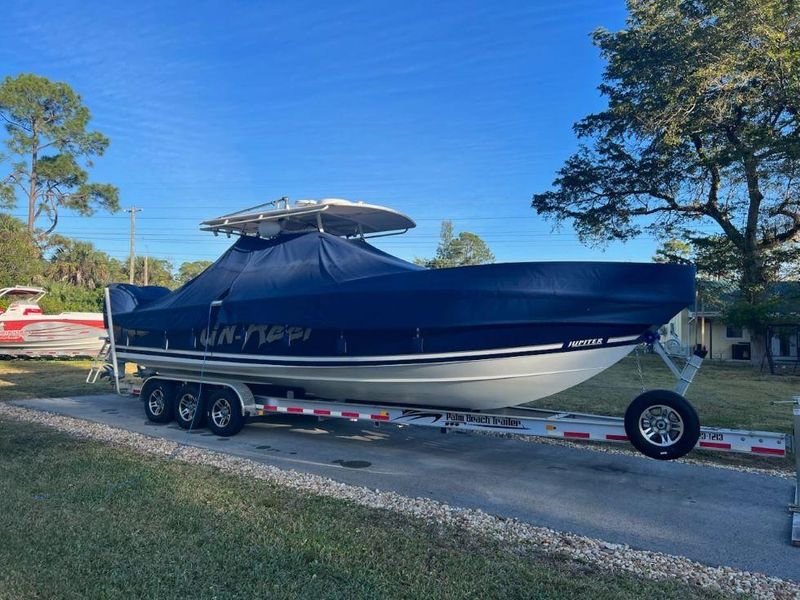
[0,0,663,268]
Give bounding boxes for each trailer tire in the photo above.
[141,379,176,423]
[174,383,206,430]
[206,388,245,437]
[624,390,700,460]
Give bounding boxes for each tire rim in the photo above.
[211,397,232,428]
[178,393,198,422]
[638,404,684,447]
[148,388,166,416]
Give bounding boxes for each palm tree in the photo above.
[48,239,122,288]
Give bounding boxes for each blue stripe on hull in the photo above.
[115,322,649,363]
[116,335,642,368]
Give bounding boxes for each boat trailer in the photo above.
[795,403,800,547]
[90,328,799,545]
[775,397,800,547]
[98,335,788,458]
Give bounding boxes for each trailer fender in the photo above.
[139,376,256,417]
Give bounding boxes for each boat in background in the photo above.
[106,198,696,411]
[0,286,106,357]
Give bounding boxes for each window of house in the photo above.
[726,324,743,338]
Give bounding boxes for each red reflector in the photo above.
[342,411,359,418]
[606,434,628,441]
[752,446,785,456]
[564,431,590,439]
[699,441,731,450]
[313,409,331,416]
[287,407,304,414]
[264,405,278,411]
[371,414,389,421]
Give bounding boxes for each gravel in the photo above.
[2,402,798,600]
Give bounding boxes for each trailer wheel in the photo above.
[141,379,175,423]
[624,390,700,460]
[206,388,244,437]
[174,383,206,430]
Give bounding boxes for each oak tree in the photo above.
[533,0,800,305]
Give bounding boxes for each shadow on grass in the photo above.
[0,358,107,401]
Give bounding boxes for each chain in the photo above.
[634,344,646,393]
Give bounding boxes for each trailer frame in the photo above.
[791,402,800,546]
[242,393,790,457]
[118,369,789,459]
[91,283,798,542]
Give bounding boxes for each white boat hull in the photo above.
[0,316,106,357]
[116,343,637,410]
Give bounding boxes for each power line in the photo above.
[6,212,546,222]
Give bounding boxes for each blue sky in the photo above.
[0,0,664,267]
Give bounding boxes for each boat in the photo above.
[0,286,106,357]
[107,198,695,411]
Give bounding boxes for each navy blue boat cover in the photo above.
[109,232,695,332]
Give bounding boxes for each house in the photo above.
[664,307,753,361]
[662,280,800,365]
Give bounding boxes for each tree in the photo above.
[177,260,213,285]
[653,235,742,281]
[37,282,104,313]
[126,256,175,288]
[653,239,692,265]
[415,221,495,268]
[0,213,44,288]
[48,238,124,289]
[532,0,800,307]
[0,73,119,234]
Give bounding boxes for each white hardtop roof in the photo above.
[0,286,46,301]
[200,198,416,238]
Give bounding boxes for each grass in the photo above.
[0,358,102,401]
[0,418,724,600]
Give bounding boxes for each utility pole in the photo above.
[126,206,142,284]
[144,255,149,286]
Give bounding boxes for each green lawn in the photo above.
[0,358,102,401]
[0,418,723,600]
